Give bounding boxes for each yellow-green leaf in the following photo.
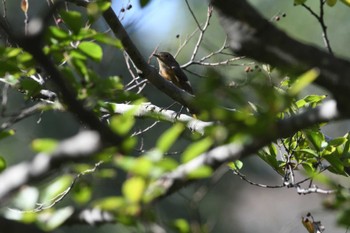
[228,160,243,170]
[340,0,350,6]
[78,41,103,62]
[122,177,146,203]
[0,129,15,140]
[156,123,185,153]
[181,137,213,163]
[172,218,190,233]
[41,175,73,203]
[31,138,58,153]
[94,196,125,210]
[289,69,319,96]
[187,166,213,179]
[326,0,337,6]
[0,157,6,172]
[110,114,135,136]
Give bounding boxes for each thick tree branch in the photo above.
[103,103,213,135]
[211,0,350,115]
[148,100,340,198]
[0,131,102,204]
[103,6,199,114]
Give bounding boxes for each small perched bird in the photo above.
[153,52,193,94]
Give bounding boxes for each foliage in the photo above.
[0,0,349,232]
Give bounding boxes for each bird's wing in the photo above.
[172,66,193,94]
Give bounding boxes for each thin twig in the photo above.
[189,5,213,62]
[184,0,202,30]
[174,26,200,58]
[301,1,333,55]
[0,103,48,130]
[10,161,104,213]
[232,169,285,188]
[131,120,160,136]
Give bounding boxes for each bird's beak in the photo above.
[153,53,160,58]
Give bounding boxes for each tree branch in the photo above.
[67,0,199,114]
[0,131,102,204]
[211,0,350,115]
[103,103,213,135]
[0,6,123,146]
[148,100,340,198]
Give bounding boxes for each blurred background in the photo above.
[1,0,350,232]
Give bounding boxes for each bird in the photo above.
[153,52,193,95]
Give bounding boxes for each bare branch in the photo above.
[301,1,333,55]
[189,5,213,62]
[297,185,335,195]
[184,0,202,30]
[0,103,49,130]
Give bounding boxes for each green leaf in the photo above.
[0,157,6,172]
[133,157,153,177]
[289,69,319,95]
[31,138,58,153]
[329,137,347,147]
[73,181,92,204]
[78,41,103,62]
[156,158,179,171]
[48,26,70,40]
[156,123,185,153]
[172,218,190,233]
[340,0,350,6]
[228,160,243,170]
[301,162,315,174]
[97,168,116,178]
[60,11,83,35]
[87,1,111,23]
[326,0,337,6]
[93,33,123,48]
[296,95,326,108]
[258,144,280,170]
[115,156,136,172]
[110,110,135,136]
[122,177,146,203]
[70,54,89,78]
[304,129,325,151]
[40,175,73,203]
[94,196,125,210]
[187,166,213,179]
[0,129,15,140]
[324,154,346,175]
[6,48,22,57]
[299,148,319,158]
[342,133,350,156]
[181,137,213,163]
